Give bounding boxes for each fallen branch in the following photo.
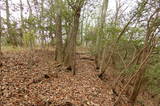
[80,57,95,61]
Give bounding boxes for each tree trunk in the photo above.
[19,0,24,46]
[129,46,150,106]
[99,9,138,78]
[0,8,2,66]
[129,7,159,104]
[80,8,85,45]
[49,17,54,46]
[129,61,147,105]
[27,0,32,17]
[95,0,108,68]
[40,0,45,49]
[5,0,11,44]
[64,8,81,75]
[55,0,63,62]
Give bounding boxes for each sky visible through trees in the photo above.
[0,0,137,24]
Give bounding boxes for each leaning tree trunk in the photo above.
[129,43,154,106]
[98,0,148,79]
[129,7,160,105]
[98,7,138,78]
[55,0,63,62]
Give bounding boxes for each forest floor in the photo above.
[0,49,115,106]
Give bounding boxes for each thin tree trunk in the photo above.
[99,0,149,78]
[5,0,11,43]
[80,8,85,45]
[114,47,153,105]
[0,9,2,64]
[55,0,63,62]
[129,7,160,105]
[27,0,32,17]
[129,68,145,105]
[95,0,108,68]
[20,0,24,46]
[129,46,151,106]
[40,0,45,49]
[49,17,54,46]
[98,8,139,78]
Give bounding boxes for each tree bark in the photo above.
[5,0,11,44]
[98,4,141,78]
[40,0,45,48]
[95,0,108,69]
[55,0,63,62]
[19,0,24,46]
[27,0,32,17]
[0,8,2,58]
[64,6,82,75]
[129,7,160,105]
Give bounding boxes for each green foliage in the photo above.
[85,24,121,44]
[84,27,98,43]
[128,27,144,36]
[4,22,20,46]
[146,63,160,94]
[23,30,35,47]
[105,25,121,38]
[145,49,160,95]
[136,0,148,18]
[84,24,122,55]
[24,16,38,30]
[124,64,139,75]
[154,17,160,26]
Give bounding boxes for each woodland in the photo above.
[0,0,160,106]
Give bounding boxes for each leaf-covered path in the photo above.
[0,50,114,106]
